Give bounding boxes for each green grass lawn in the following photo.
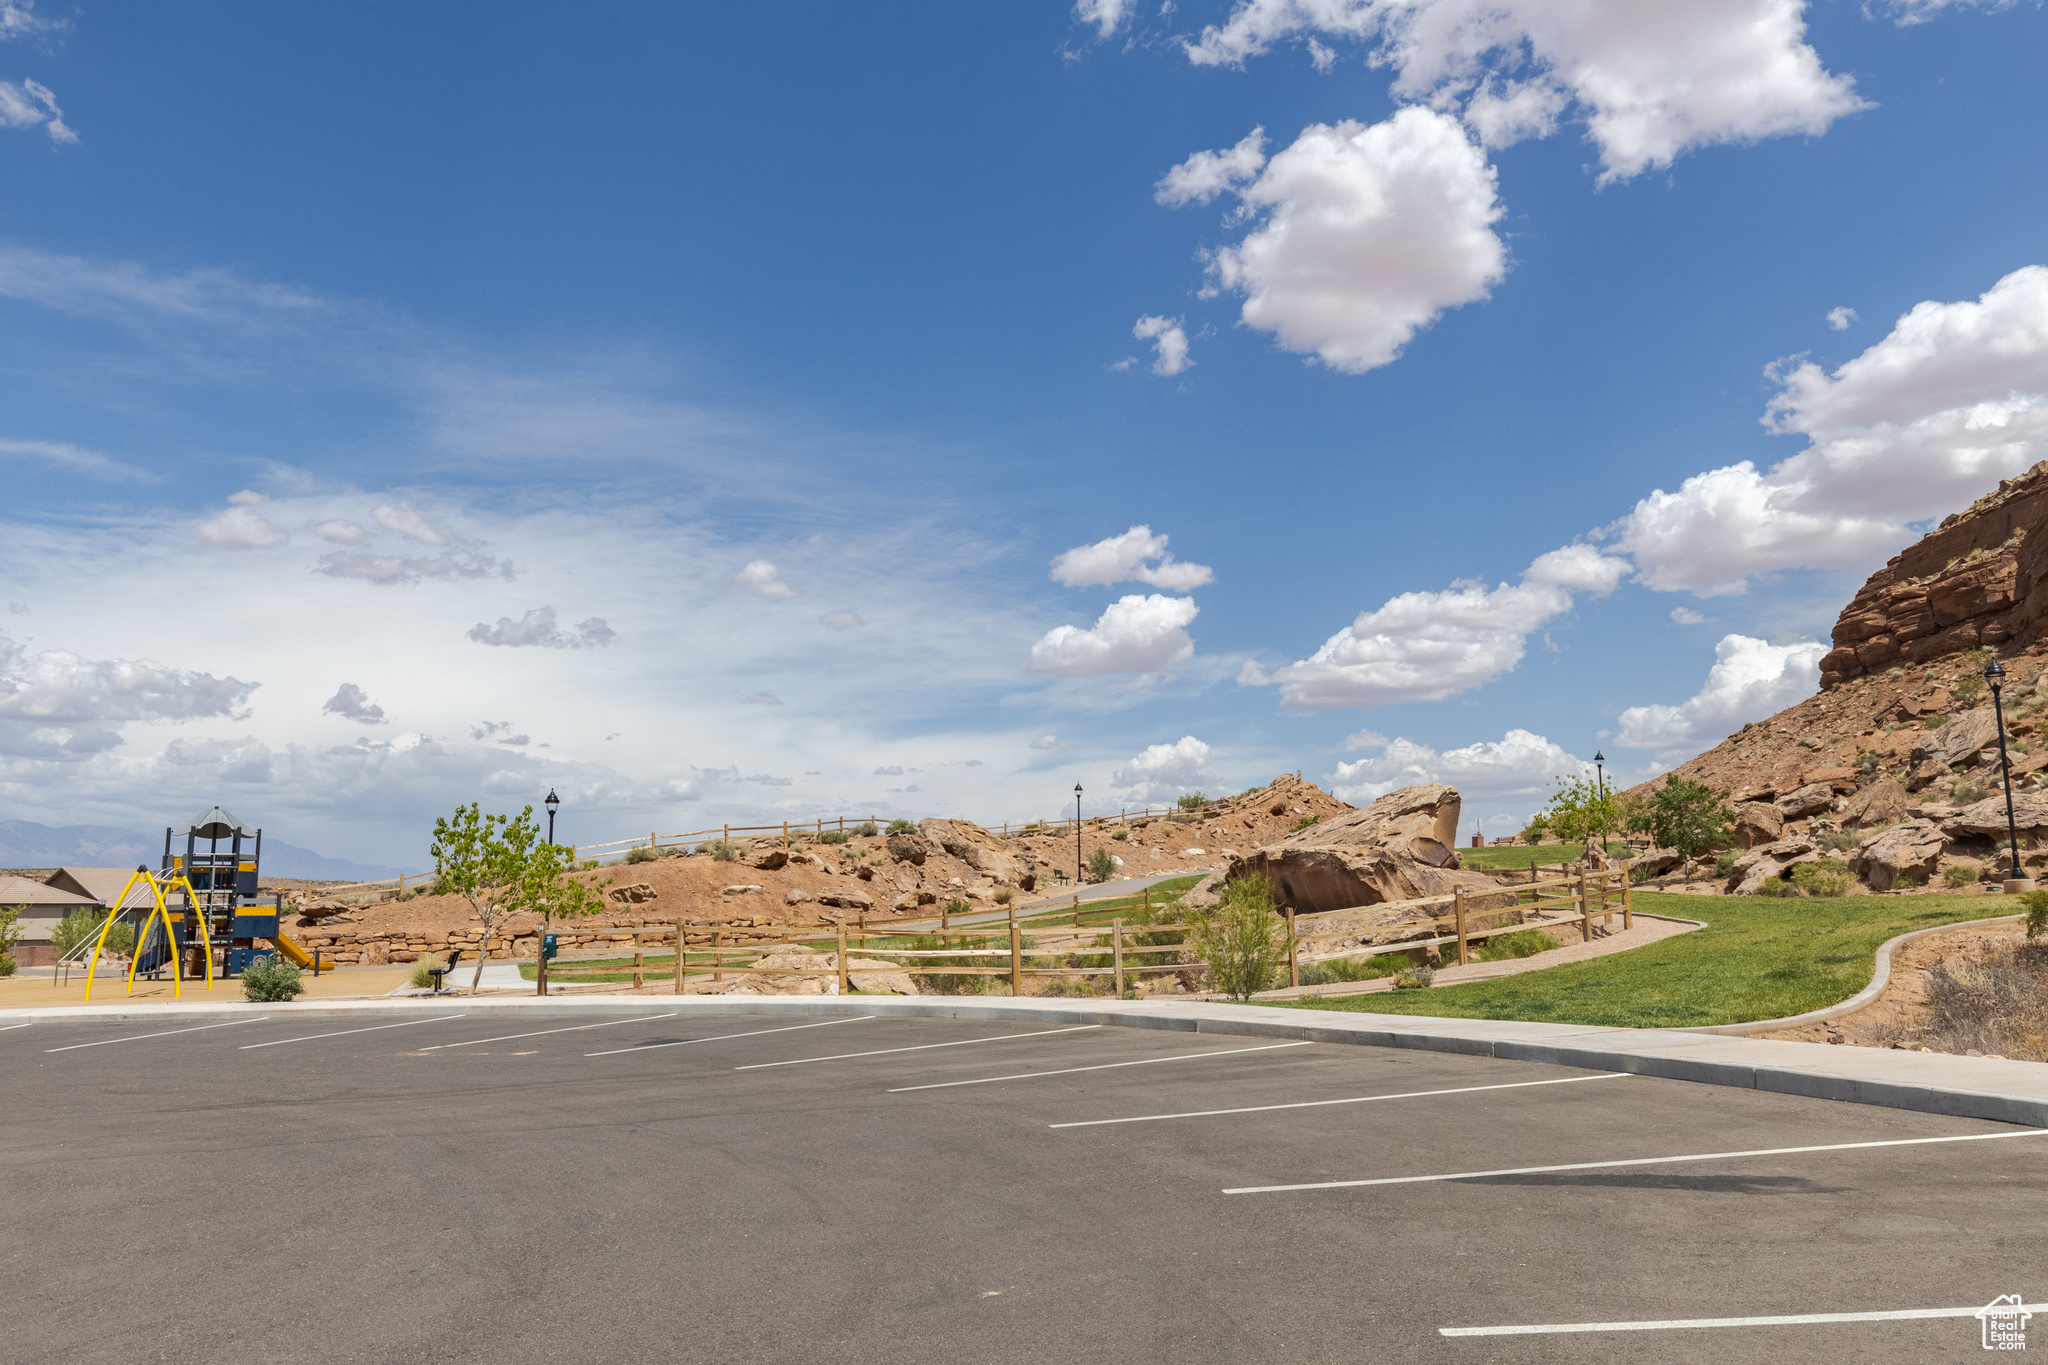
[1458,842,1632,870]
[1280,890,2011,1028]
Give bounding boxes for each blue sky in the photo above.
[2,0,2046,864]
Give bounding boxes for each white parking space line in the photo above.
[888,1041,1313,1093]
[44,1019,263,1052]
[1049,1072,1630,1128]
[1225,1127,2048,1194]
[1441,1302,2044,1337]
[418,1013,680,1051]
[239,1015,469,1049]
[0,1021,35,1033]
[735,1024,1102,1070]
[586,1016,876,1057]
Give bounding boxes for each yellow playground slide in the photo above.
[271,933,316,969]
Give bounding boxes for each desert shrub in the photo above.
[906,934,1002,995]
[1183,875,1282,1000]
[2021,889,2048,938]
[1176,793,1209,811]
[1819,829,1861,852]
[852,821,878,837]
[581,859,600,870]
[993,889,1013,906]
[1086,848,1117,883]
[1474,929,1559,962]
[408,952,446,989]
[1952,671,1987,706]
[1754,878,1802,897]
[942,897,970,918]
[1913,940,2048,1061]
[1921,713,1950,730]
[242,954,304,1002]
[1112,829,1128,841]
[1292,815,1320,832]
[625,846,658,865]
[1519,816,1550,844]
[1297,954,1401,986]
[703,840,739,862]
[1952,781,1991,803]
[395,888,417,902]
[1895,869,1929,888]
[886,819,917,835]
[1391,964,1434,989]
[819,830,849,845]
[1792,859,1854,897]
[1714,851,1739,878]
[1629,862,1660,884]
[1944,864,1981,888]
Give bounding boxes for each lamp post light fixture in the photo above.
[1074,783,1084,886]
[544,789,560,848]
[1985,660,2030,890]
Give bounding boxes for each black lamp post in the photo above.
[1986,660,2026,886]
[1074,783,1084,884]
[1593,751,1606,855]
[545,789,560,847]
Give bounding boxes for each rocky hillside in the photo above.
[1637,464,2048,894]
[288,774,1353,965]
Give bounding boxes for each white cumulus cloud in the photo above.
[1612,266,2048,596]
[0,632,256,760]
[1614,633,1825,758]
[1050,526,1214,591]
[1113,735,1217,801]
[306,518,369,544]
[465,606,616,650]
[1827,306,1858,330]
[1248,544,1626,709]
[1330,728,1590,805]
[0,76,74,145]
[195,504,290,550]
[736,559,797,599]
[1170,108,1507,374]
[1074,0,1136,38]
[320,682,387,725]
[1132,315,1192,376]
[372,500,459,546]
[1154,127,1268,206]
[1027,593,1199,677]
[1181,0,1867,184]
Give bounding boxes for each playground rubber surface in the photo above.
[6,1010,2043,1363]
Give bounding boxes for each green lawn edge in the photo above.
[1276,891,2011,1030]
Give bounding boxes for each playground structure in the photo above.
[80,806,319,999]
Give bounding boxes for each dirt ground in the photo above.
[0,963,415,1009]
[1763,919,2028,1052]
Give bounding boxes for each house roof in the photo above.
[0,875,99,908]
[50,868,160,908]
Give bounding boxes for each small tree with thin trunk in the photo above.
[1625,775,1735,882]
[494,815,611,993]
[432,803,518,992]
[1185,875,1284,1001]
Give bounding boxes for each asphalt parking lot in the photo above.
[4,1011,2042,1364]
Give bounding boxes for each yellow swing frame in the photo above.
[81,869,214,1001]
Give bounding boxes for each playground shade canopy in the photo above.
[176,807,257,841]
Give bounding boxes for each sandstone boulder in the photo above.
[919,818,1024,884]
[1190,784,1505,915]
[887,832,930,865]
[1849,819,1945,890]
[749,848,790,871]
[1940,793,2048,839]
[819,889,875,911]
[1910,707,2000,770]
[1775,783,1840,820]
[299,899,350,921]
[1733,802,1785,848]
[722,884,763,896]
[785,889,812,905]
[1726,835,1821,895]
[1840,778,1909,827]
[1629,847,1683,878]
[607,882,658,905]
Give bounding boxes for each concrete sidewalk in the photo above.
[8,992,2043,1129]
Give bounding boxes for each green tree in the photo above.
[1184,876,1284,1001]
[432,803,519,992]
[495,819,612,994]
[1086,847,1117,883]
[1538,774,1622,851]
[49,906,111,959]
[1626,775,1736,875]
[0,906,20,974]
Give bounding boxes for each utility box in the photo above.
[542,932,558,961]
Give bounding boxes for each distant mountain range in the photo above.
[0,819,405,882]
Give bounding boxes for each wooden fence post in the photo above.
[1454,887,1469,966]
[1010,919,1022,997]
[672,923,686,994]
[1113,917,1124,997]
[784,820,791,850]
[1285,906,1298,988]
[1578,872,1592,944]
[838,921,850,995]
[632,950,644,990]
[1072,893,1079,928]
[713,925,723,982]
[1622,872,1634,931]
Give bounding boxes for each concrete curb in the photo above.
[1684,913,2026,1036]
[11,992,2047,1128]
